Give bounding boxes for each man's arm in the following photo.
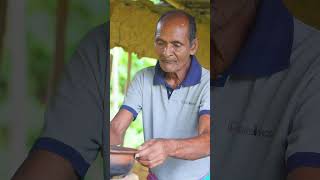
[110,109,134,145]
[285,66,320,180]
[136,114,210,168]
[288,167,320,180]
[12,150,78,180]
[11,24,109,179]
[169,114,210,159]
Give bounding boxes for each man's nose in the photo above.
[162,44,174,56]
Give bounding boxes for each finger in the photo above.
[147,150,163,161]
[137,157,161,169]
[142,142,167,160]
[137,158,162,168]
[138,139,156,151]
[136,142,157,158]
[136,147,153,159]
[137,150,162,162]
[149,157,165,169]
[137,159,150,167]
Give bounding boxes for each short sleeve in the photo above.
[121,70,144,119]
[286,68,320,173]
[31,24,108,177]
[199,71,210,117]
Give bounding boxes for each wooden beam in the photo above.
[163,0,186,10]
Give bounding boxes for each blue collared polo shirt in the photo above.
[122,56,210,180]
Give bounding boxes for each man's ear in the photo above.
[190,38,199,55]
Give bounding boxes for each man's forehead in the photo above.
[158,14,189,28]
[155,22,189,40]
[156,15,189,34]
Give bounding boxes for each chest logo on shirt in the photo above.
[172,99,197,106]
[228,122,274,138]
[181,100,197,105]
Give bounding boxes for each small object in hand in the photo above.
[110,145,138,177]
[111,145,138,154]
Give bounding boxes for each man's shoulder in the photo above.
[66,23,108,75]
[77,23,108,52]
[62,23,108,88]
[200,67,210,84]
[133,66,156,79]
[292,19,320,59]
[290,19,320,73]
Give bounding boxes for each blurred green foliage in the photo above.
[150,0,163,4]
[26,0,106,103]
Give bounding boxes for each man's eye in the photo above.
[173,43,181,48]
[156,41,165,46]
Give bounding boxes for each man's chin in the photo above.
[159,63,176,72]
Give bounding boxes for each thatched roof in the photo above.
[110,0,210,69]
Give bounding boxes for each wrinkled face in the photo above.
[154,16,197,73]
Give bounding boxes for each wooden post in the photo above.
[125,52,132,94]
[0,0,8,68]
[47,0,69,103]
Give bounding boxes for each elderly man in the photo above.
[213,0,320,180]
[110,10,210,180]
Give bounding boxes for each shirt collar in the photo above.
[217,0,294,80]
[153,55,202,87]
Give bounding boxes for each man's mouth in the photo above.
[160,60,177,64]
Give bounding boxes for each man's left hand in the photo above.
[135,139,175,168]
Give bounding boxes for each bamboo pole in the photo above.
[47,0,69,103]
[125,52,132,94]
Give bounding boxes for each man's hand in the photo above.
[135,139,175,168]
[135,114,210,168]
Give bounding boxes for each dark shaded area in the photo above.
[110,163,134,178]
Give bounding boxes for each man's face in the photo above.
[154,16,197,73]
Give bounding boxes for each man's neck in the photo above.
[212,1,258,79]
[165,59,191,89]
